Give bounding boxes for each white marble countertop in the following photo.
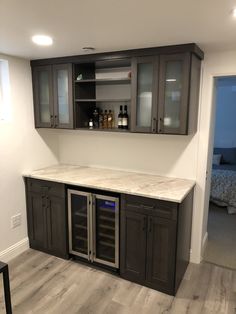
[24,164,195,203]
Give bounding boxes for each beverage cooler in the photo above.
[68,189,119,269]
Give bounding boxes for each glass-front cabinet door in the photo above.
[32,65,53,128]
[158,53,190,134]
[53,64,73,129]
[131,56,158,133]
[68,190,91,260]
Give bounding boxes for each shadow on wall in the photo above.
[56,130,198,179]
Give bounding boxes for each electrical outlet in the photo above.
[11,213,22,229]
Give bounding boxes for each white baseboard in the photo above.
[201,232,208,260]
[0,238,29,263]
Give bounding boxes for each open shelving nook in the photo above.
[74,58,132,131]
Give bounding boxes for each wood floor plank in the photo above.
[0,250,235,314]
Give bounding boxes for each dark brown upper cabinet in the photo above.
[32,63,73,129]
[131,52,201,135]
[31,44,203,134]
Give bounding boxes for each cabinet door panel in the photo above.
[158,53,190,134]
[53,64,73,129]
[47,196,68,258]
[120,210,147,283]
[27,192,47,251]
[146,216,176,294]
[32,66,53,128]
[131,56,158,133]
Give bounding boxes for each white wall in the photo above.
[58,131,198,179]
[214,77,236,147]
[0,54,59,261]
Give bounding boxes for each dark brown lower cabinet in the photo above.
[120,211,147,282]
[25,178,69,259]
[146,216,176,293]
[120,191,193,295]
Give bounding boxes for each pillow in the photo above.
[212,154,222,165]
[214,148,236,164]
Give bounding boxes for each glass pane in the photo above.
[136,63,153,128]
[57,69,69,124]
[95,198,116,263]
[39,71,50,123]
[71,194,88,255]
[163,61,182,129]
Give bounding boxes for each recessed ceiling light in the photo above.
[32,35,53,46]
[232,8,236,17]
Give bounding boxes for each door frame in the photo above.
[193,57,236,263]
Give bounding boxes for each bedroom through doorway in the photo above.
[204,76,236,269]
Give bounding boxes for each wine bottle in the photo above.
[99,110,103,129]
[93,107,99,128]
[108,110,113,129]
[118,105,123,129]
[122,105,128,129]
[103,110,108,129]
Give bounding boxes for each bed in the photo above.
[211,147,236,214]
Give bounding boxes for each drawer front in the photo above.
[27,178,65,198]
[122,194,177,220]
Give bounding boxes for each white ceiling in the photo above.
[1,0,236,60]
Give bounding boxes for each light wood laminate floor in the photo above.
[0,249,235,314]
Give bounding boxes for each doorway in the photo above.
[204,76,236,269]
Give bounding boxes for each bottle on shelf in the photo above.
[99,110,103,129]
[118,106,123,129]
[103,110,108,129]
[122,105,129,130]
[93,107,99,128]
[89,119,93,129]
[107,110,113,129]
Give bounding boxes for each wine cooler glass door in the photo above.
[92,195,119,268]
[68,190,91,260]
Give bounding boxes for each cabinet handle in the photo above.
[142,204,154,210]
[142,217,146,231]
[152,118,156,133]
[54,115,58,128]
[158,118,163,133]
[50,115,54,128]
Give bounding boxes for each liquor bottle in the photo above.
[122,105,128,129]
[118,105,123,129]
[107,110,113,129]
[93,107,99,128]
[103,110,108,129]
[88,119,93,129]
[99,110,103,129]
